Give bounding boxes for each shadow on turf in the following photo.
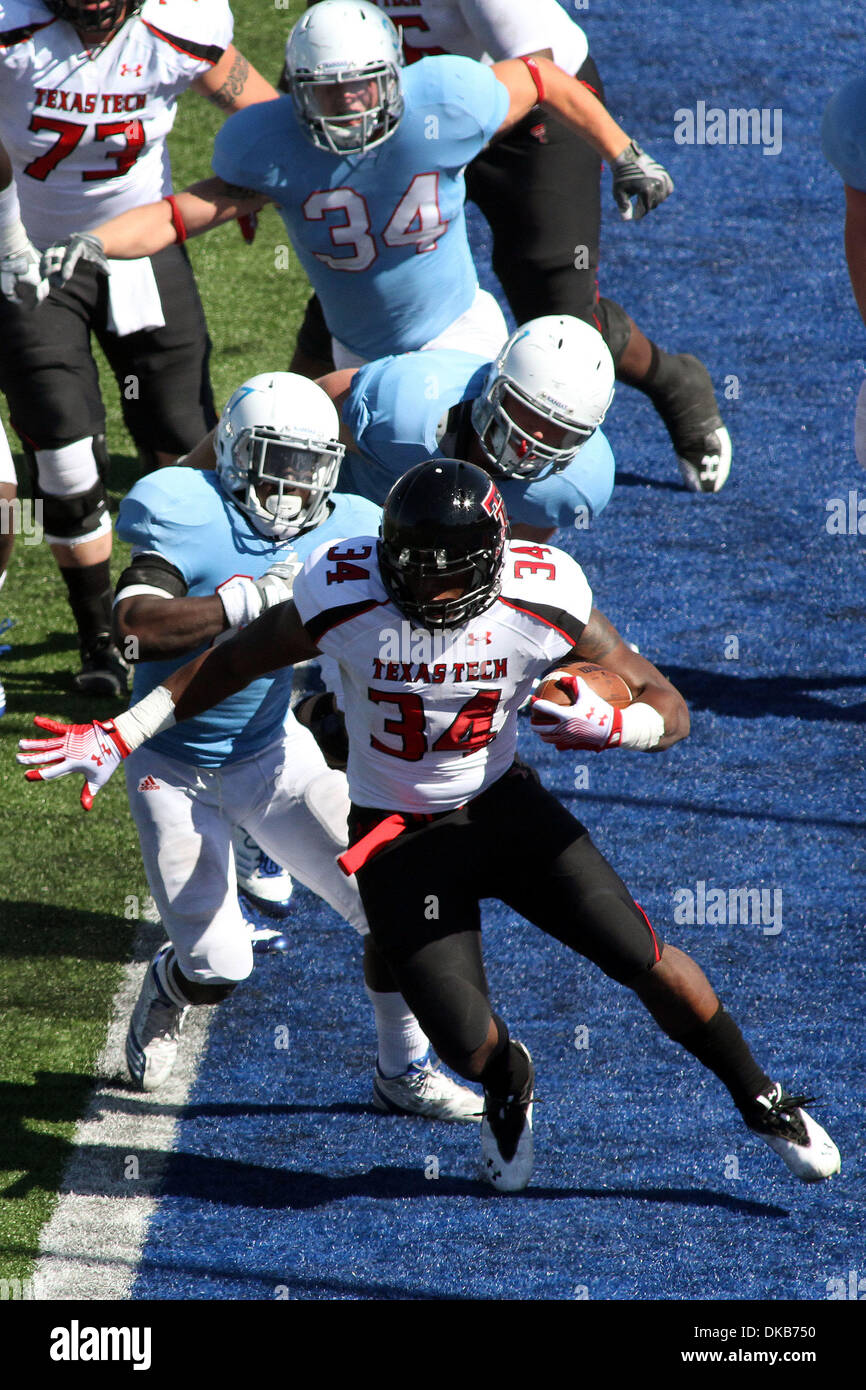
[0,1073,98,1199]
[0,902,136,960]
[659,666,866,723]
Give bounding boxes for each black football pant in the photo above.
[348,761,662,1081]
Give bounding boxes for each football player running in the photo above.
[296,0,731,494]
[42,0,674,373]
[19,373,479,1122]
[320,314,617,545]
[822,76,866,467]
[0,0,278,696]
[19,459,841,1190]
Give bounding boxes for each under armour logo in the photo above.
[466,631,493,646]
[120,63,143,76]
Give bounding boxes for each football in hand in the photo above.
[532,663,633,724]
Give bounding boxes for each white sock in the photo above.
[365,986,429,1077]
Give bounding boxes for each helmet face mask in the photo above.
[285,1,405,155]
[216,374,345,541]
[378,460,509,631]
[470,317,616,481]
[43,0,138,33]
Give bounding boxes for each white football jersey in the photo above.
[0,0,233,246]
[371,0,588,75]
[293,535,593,813]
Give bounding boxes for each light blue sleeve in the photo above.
[415,55,510,157]
[212,102,288,195]
[342,350,489,482]
[822,76,866,190]
[496,428,615,530]
[116,470,219,584]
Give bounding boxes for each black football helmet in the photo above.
[43,0,140,34]
[378,459,509,630]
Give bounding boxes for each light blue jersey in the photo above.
[339,349,616,529]
[117,468,381,766]
[212,57,509,360]
[822,75,866,189]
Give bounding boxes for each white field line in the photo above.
[32,917,212,1301]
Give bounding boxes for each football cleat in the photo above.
[373,1055,483,1123]
[480,1041,535,1191]
[126,945,189,1092]
[677,424,732,494]
[243,916,290,956]
[233,828,294,918]
[73,632,130,697]
[744,1082,841,1182]
[650,352,732,493]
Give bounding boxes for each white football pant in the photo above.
[125,717,367,986]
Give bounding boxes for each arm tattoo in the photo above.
[207,51,251,112]
[574,608,620,662]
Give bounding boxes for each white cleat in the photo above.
[125,944,189,1092]
[745,1082,841,1182]
[373,1055,482,1123]
[233,828,293,918]
[480,1041,535,1192]
[677,425,732,493]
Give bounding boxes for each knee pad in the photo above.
[35,438,111,545]
[40,479,110,546]
[595,297,633,368]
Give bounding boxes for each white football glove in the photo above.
[611,141,674,222]
[1,239,50,307]
[41,231,109,287]
[216,556,303,629]
[530,673,623,751]
[17,716,131,810]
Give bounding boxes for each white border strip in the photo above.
[32,919,212,1301]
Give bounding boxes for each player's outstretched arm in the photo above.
[114,555,303,660]
[531,606,689,753]
[42,178,269,282]
[193,45,280,113]
[492,57,673,221]
[18,603,320,809]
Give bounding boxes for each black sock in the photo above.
[480,1015,532,1099]
[673,1004,771,1113]
[58,560,113,652]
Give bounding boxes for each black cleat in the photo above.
[73,633,130,697]
[651,353,732,493]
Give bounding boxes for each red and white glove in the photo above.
[17,716,131,809]
[530,674,623,751]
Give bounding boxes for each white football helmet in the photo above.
[284,0,404,155]
[216,373,345,540]
[470,317,616,480]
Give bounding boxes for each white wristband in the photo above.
[217,574,261,629]
[114,684,176,751]
[0,181,31,259]
[618,701,665,751]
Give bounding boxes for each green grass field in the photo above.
[0,0,309,1284]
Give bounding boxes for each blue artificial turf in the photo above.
[131,0,865,1301]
